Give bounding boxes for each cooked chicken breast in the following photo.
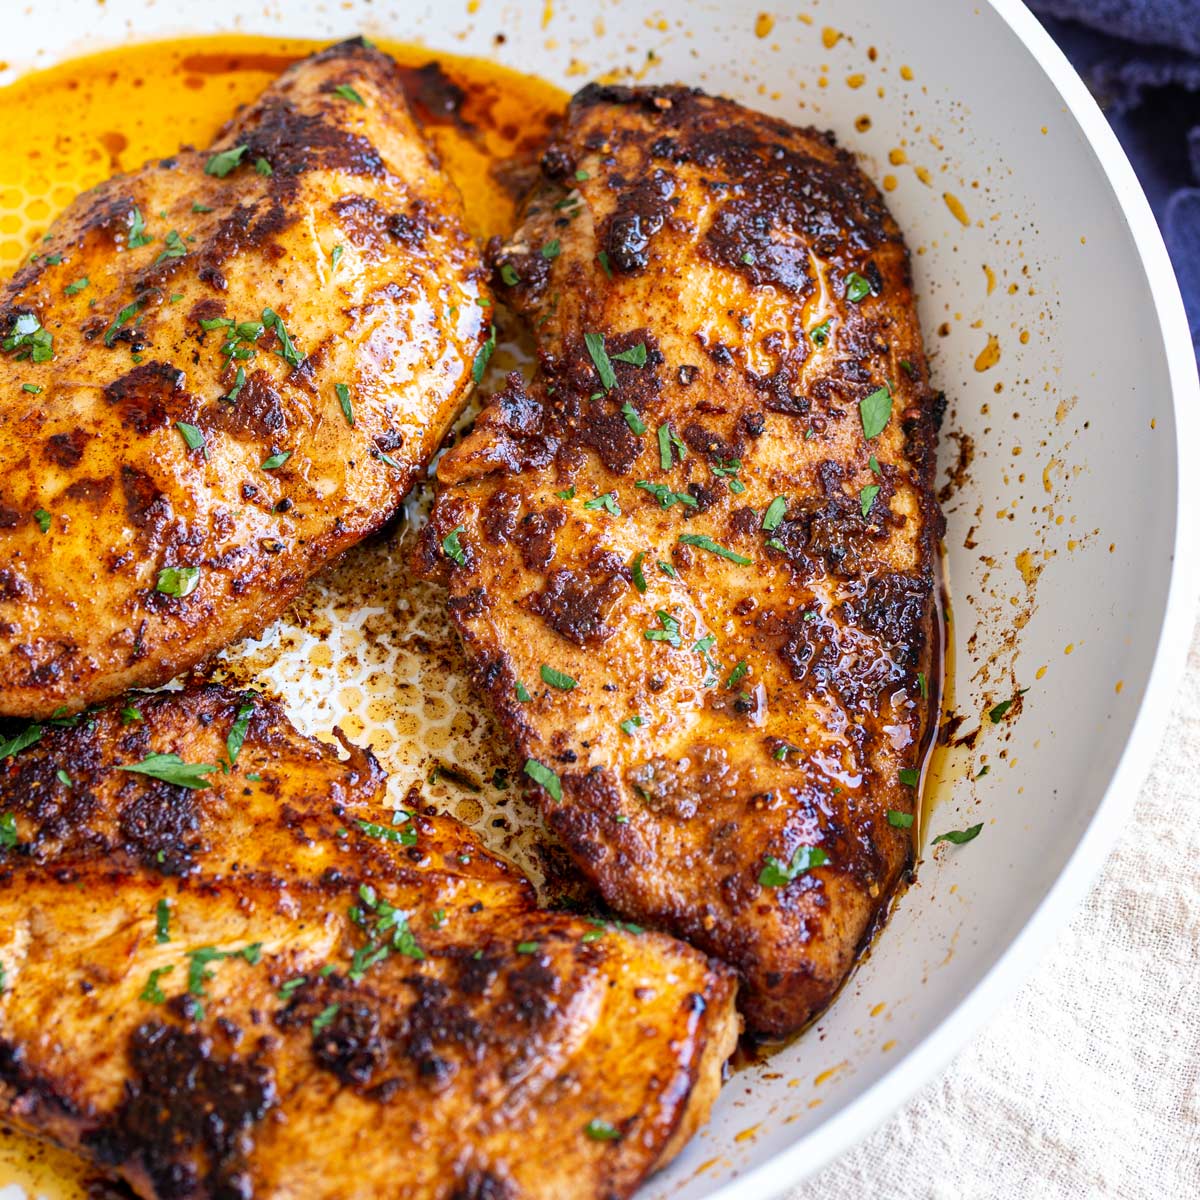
[423,84,942,1037]
[0,38,487,718]
[0,685,737,1199]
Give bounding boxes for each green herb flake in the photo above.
[55,768,72,786]
[726,660,749,689]
[898,767,920,787]
[254,156,273,176]
[556,485,576,500]
[619,715,644,735]
[612,343,647,366]
[524,758,562,802]
[21,383,42,394]
[227,700,254,767]
[541,238,561,260]
[584,1119,622,1142]
[631,551,647,594]
[859,386,892,440]
[261,450,291,470]
[516,941,540,954]
[636,480,697,509]
[988,689,1027,722]
[155,230,188,264]
[442,525,467,567]
[0,812,17,848]
[119,752,216,789]
[759,844,828,887]
[206,145,248,177]
[120,706,142,725]
[126,206,152,249]
[312,1003,340,1034]
[644,609,682,649]
[226,366,247,403]
[261,307,302,368]
[584,331,617,391]
[845,271,872,303]
[176,421,205,453]
[678,532,751,565]
[155,565,200,598]
[333,83,366,105]
[540,664,577,691]
[657,560,678,580]
[574,168,590,181]
[887,810,914,829]
[810,318,832,346]
[356,818,418,847]
[140,965,175,1005]
[597,250,613,278]
[33,508,51,534]
[621,401,646,435]
[859,483,881,518]
[155,898,171,944]
[500,263,521,286]
[583,491,621,516]
[65,277,89,296]
[472,323,496,384]
[869,455,881,475]
[656,423,686,470]
[762,496,788,531]
[335,382,354,427]
[917,671,928,699]
[515,681,532,703]
[932,823,984,846]
[3,312,54,362]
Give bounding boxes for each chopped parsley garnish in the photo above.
[584,1119,622,1142]
[0,812,17,848]
[192,202,214,213]
[374,448,402,470]
[500,263,521,286]
[22,383,42,394]
[726,660,749,689]
[155,898,171,944]
[869,455,882,475]
[621,401,646,435]
[759,844,828,887]
[44,254,62,265]
[33,508,51,534]
[845,271,872,302]
[226,367,247,403]
[540,664,577,691]
[932,823,984,846]
[155,565,201,598]
[126,207,152,249]
[712,457,745,493]
[155,230,187,264]
[612,343,647,366]
[810,318,831,346]
[740,250,755,265]
[619,715,644,735]
[887,810,915,829]
[541,238,561,260]
[762,495,788,531]
[333,83,366,105]
[226,699,254,766]
[574,169,590,181]
[139,965,175,1004]
[3,313,53,362]
[356,817,418,846]
[556,485,576,500]
[657,422,686,470]
[254,157,273,177]
[898,768,920,787]
[312,1003,340,1034]
[442,525,467,566]
[977,765,990,778]
[859,386,892,440]
[330,244,344,272]
[261,450,291,470]
[205,145,248,177]
[694,634,719,685]
[989,689,1027,722]
[859,483,881,517]
[262,307,303,368]
[278,976,307,1000]
[104,298,143,347]
[516,941,540,954]
[631,551,647,593]
[524,758,562,802]
[119,752,216,789]
[0,726,42,764]
[64,277,89,296]
[334,382,354,426]
[472,323,496,384]
[657,560,678,579]
[678,532,751,565]
[645,609,682,649]
[597,250,613,278]
[584,332,617,390]
[636,480,697,509]
[583,491,621,515]
[917,672,928,699]
[515,681,532,703]
[176,421,205,453]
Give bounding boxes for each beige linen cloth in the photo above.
[790,617,1200,1199]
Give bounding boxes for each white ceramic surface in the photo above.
[4,2,1198,1197]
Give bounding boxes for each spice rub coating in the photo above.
[0,38,487,717]
[0,684,737,1199]
[424,84,943,1037]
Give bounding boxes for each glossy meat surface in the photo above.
[0,685,737,1199]
[0,39,486,718]
[425,84,942,1036]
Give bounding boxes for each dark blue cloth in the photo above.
[1029,1,1200,354]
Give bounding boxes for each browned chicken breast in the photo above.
[0,39,487,718]
[423,84,942,1037]
[0,685,737,1199]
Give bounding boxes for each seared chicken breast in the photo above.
[0,686,737,1199]
[0,39,486,718]
[423,84,942,1036]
